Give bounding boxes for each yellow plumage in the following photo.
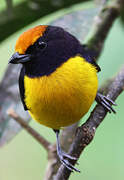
[24,56,98,129]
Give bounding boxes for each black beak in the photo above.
[9,52,31,64]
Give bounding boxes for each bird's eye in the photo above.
[38,41,47,49]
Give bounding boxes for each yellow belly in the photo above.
[24,56,98,129]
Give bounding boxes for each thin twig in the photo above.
[54,65,124,179]
[7,108,51,151]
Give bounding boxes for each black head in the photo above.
[9,25,83,77]
[9,25,100,77]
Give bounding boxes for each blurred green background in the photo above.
[0,0,124,180]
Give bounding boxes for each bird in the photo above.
[9,25,116,172]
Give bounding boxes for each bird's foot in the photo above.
[58,150,80,172]
[54,129,80,172]
[95,92,117,113]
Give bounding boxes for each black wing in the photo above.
[19,67,28,110]
[80,45,101,72]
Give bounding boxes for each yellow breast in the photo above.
[24,56,98,129]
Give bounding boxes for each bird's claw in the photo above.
[62,151,77,160]
[95,93,117,113]
[58,151,80,172]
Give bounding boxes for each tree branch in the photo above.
[54,65,124,179]
[86,0,124,56]
[7,108,51,152]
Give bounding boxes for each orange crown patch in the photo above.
[15,25,48,54]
